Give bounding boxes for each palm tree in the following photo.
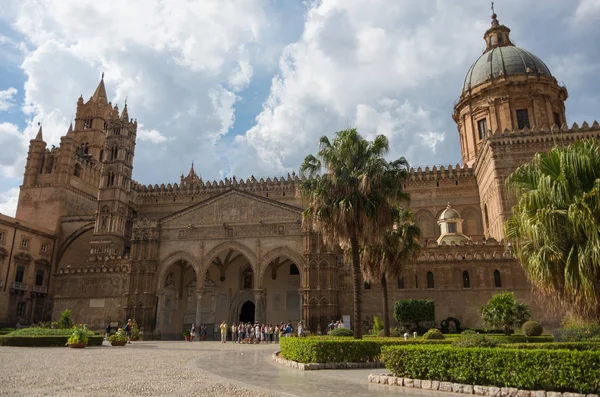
[362,208,421,337]
[299,128,409,339]
[505,138,600,321]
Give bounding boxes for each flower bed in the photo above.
[381,344,600,394]
[279,337,451,364]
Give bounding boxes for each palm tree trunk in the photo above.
[381,275,390,337]
[350,232,363,339]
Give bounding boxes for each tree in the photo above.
[362,209,421,336]
[299,129,409,339]
[505,138,600,321]
[394,299,435,332]
[479,292,531,335]
[59,309,74,329]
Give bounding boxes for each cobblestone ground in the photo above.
[0,341,454,396]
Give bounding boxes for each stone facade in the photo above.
[2,13,598,334]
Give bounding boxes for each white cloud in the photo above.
[0,187,19,217]
[230,0,484,176]
[0,122,28,179]
[0,87,17,111]
[137,126,170,144]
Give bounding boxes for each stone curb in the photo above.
[272,352,385,370]
[367,374,598,397]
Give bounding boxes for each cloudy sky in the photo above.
[1,0,599,216]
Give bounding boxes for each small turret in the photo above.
[34,125,43,141]
[91,72,108,105]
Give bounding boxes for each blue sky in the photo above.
[1,0,600,216]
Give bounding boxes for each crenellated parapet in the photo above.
[406,164,475,186]
[485,121,600,146]
[415,237,511,263]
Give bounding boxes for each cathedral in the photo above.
[1,12,598,337]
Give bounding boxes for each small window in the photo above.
[21,239,29,249]
[364,281,371,290]
[494,270,502,288]
[463,270,471,288]
[447,223,457,233]
[290,264,300,275]
[516,109,530,129]
[15,265,25,283]
[35,269,44,286]
[497,35,503,44]
[16,302,26,317]
[426,271,434,289]
[41,244,48,253]
[397,277,405,289]
[477,118,487,140]
[415,274,419,289]
[553,112,561,127]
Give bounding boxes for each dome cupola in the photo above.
[453,10,568,166]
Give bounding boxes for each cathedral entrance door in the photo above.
[239,301,255,323]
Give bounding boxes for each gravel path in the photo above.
[0,341,455,397]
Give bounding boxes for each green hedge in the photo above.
[0,335,104,347]
[502,342,600,351]
[279,337,451,364]
[7,328,74,336]
[381,345,600,394]
[491,335,554,344]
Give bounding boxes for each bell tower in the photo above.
[90,102,138,256]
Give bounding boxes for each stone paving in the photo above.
[0,341,457,396]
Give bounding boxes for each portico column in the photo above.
[195,290,203,328]
[253,289,266,324]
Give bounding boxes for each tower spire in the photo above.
[34,122,43,141]
[91,73,108,104]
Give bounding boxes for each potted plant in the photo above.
[130,319,140,341]
[109,328,128,346]
[66,324,89,348]
[183,330,191,341]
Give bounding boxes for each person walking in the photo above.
[105,323,111,341]
[220,321,228,343]
[190,323,196,342]
[231,323,237,343]
[124,319,133,344]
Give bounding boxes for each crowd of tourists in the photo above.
[187,321,304,343]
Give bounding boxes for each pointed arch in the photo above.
[259,246,304,278]
[156,251,201,291]
[415,209,436,238]
[202,241,257,273]
[462,206,482,236]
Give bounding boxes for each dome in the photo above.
[439,204,461,221]
[462,45,552,94]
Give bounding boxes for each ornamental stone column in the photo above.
[253,289,266,324]
[195,290,203,328]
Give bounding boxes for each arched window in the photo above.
[289,264,299,275]
[99,149,104,161]
[397,277,404,289]
[426,271,434,289]
[242,266,253,289]
[100,206,110,230]
[463,270,471,288]
[494,270,502,288]
[364,281,371,290]
[84,143,89,155]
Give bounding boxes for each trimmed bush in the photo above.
[0,327,15,332]
[7,328,73,336]
[503,342,600,351]
[279,336,451,364]
[59,309,74,329]
[423,328,444,340]
[492,335,553,344]
[377,327,407,337]
[522,321,544,337]
[329,328,353,337]
[381,344,600,393]
[461,329,476,335]
[0,334,104,347]
[453,334,498,348]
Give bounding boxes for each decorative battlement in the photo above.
[406,164,474,182]
[417,237,512,263]
[57,262,130,275]
[486,121,600,143]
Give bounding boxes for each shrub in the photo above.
[553,321,600,342]
[67,324,90,345]
[461,329,476,335]
[109,328,128,344]
[522,321,544,337]
[330,328,353,337]
[503,342,600,351]
[370,316,384,336]
[1,327,15,332]
[381,345,600,394]
[279,336,451,364]
[0,335,103,347]
[7,328,73,336]
[378,327,407,337]
[480,292,531,336]
[131,319,140,340]
[394,299,435,331]
[453,333,498,348]
[59,309,74,329]
[423,328,444,340]
[492,335,554,344]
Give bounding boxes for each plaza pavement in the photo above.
[0,340,456,396]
